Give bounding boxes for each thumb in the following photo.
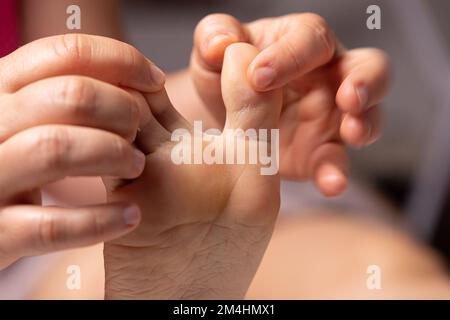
[222,43,282,131]
[194,13,247,70]
[190,14,247,125]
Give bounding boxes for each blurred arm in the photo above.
[20,0,122,43]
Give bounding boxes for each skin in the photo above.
[5,1,394,298]
[28,212,450,299]
[186,13,390,196]
[104,43,282,299]
[0,34,166,270]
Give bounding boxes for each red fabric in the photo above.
[0,0,18,58]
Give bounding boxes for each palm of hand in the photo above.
[103,44,281,299]
[105,43,281,250]
[107,137,279,248]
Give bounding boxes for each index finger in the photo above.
[247,13,337,91]
[0,34,165,93]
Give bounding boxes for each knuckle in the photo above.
[90,210,106,238]
[37,212,60,251]
[113,137,130,164]
[31,127,71,172]
[53,34,91,69]
[360,48,391,90]
[54,77,96,117]
[120,43,142,75]
[301,13,335,59]
[283,38,304,74]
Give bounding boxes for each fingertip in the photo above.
[340,114,371,148]
[201,33,240,69]
[195,13,246,70]
[145,59,166,89]
[316,164,348,197]
[122,204,141,228]
[336,80,368,114]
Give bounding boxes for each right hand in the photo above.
[0,34,165,270]
[104,43,283,299]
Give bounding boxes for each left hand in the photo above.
[190,13,390,196]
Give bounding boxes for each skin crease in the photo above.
[17,4,390,202]
[10,1,404,300]
[189,13,389,196]
[6,1,449,301]
[0,33,173,270]
[103,43,283,299]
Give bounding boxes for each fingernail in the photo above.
[253,67,276,90]
[133,149,146,174]
[123,206,141,226]
[365,120,374,145]
[205,33,238,52]
[355,85,368,111]
[148,62,166,86]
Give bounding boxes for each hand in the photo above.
[104,43,282,299]
[190,13,390,196]
[0,34,165,270]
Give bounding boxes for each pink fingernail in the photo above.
[123,206,141,226]
[253,67,276,89]
[355,85,368,110]
[148,62,166,86]
[208,34,232,49]
[133,149,146,174]
[204,33,238,52]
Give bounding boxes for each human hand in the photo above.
[0,34,165,270]
[190,13,390,196]
[104,43,282,299]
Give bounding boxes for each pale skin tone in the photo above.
[104,43,282,299]
[2,0,424,299]
[186,13,389,196]
[0,34,165,270]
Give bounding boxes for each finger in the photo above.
[0,203,140,259]
[222,43,282,130]
[127,90,171,154]
[335,48,390,114]
[194,13,247,70]
[0,125,146,201]
[340,106,382,147]
[247,13,336,91]
[0,34,165,93]
[190,51,226,124]
[143,89,190,132]
[309,143,349,197]
[0,76,140,143]
[190,14,247,123]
